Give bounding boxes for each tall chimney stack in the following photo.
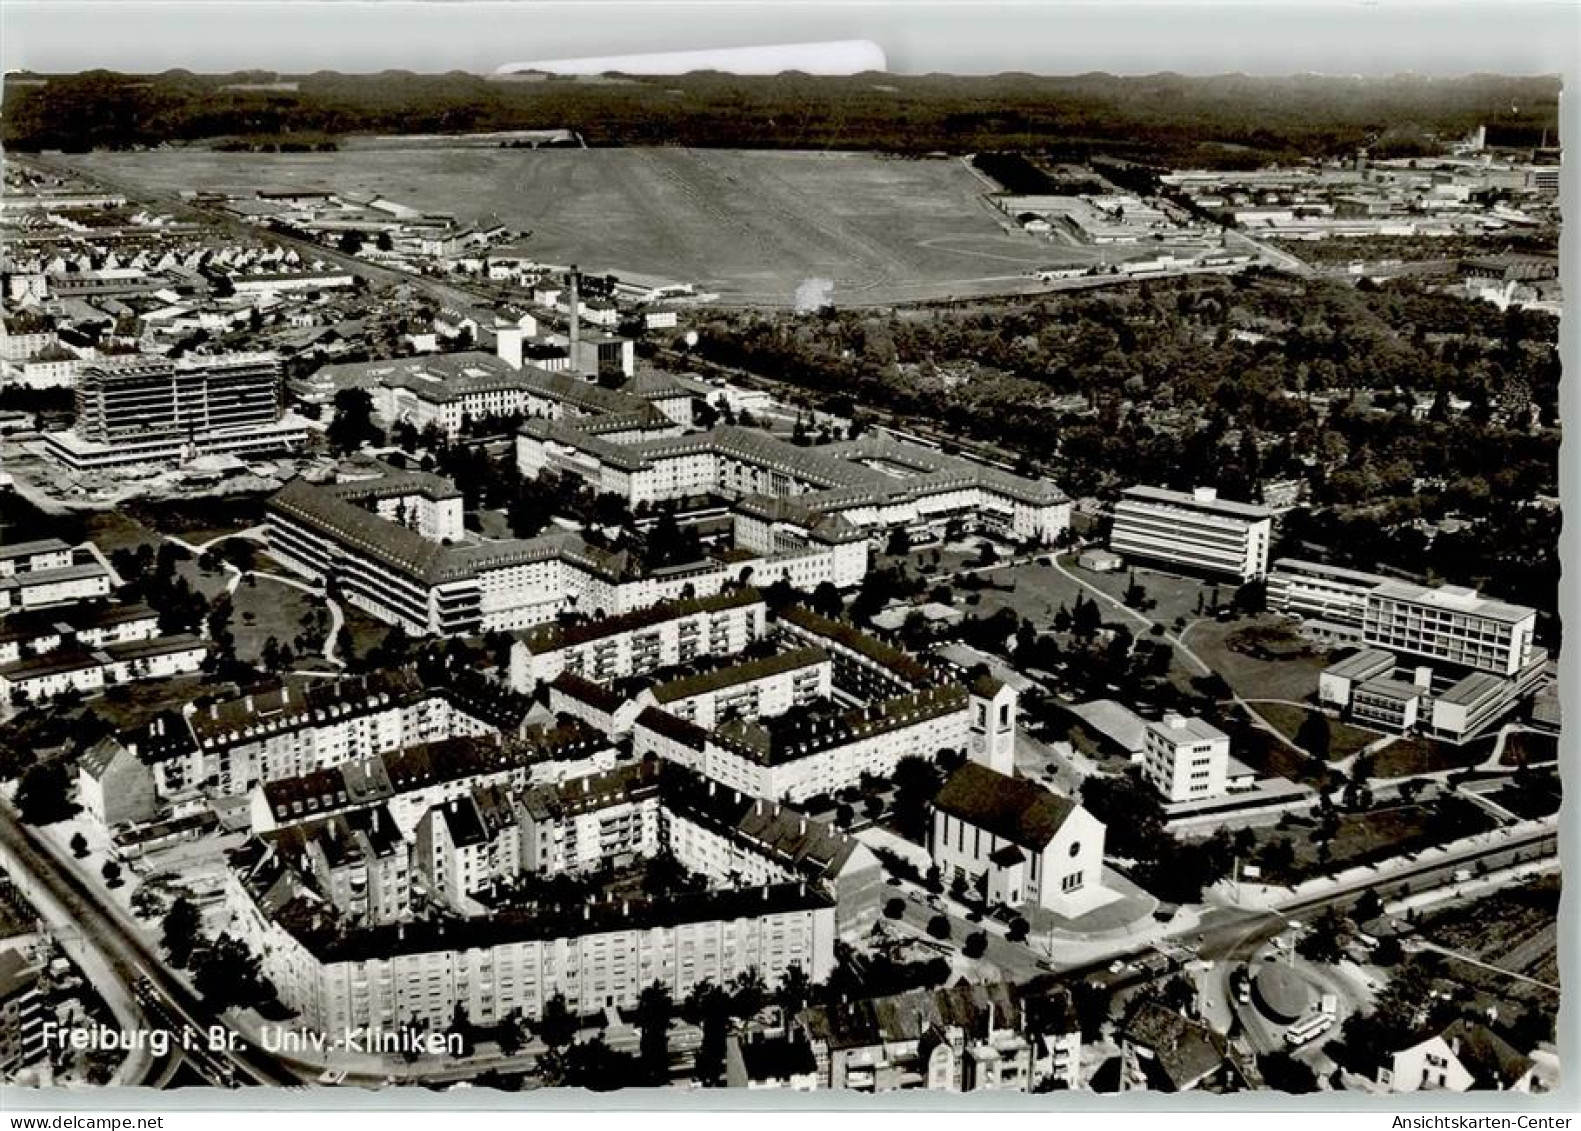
[568,265,582,377]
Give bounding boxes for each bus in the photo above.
[1284,1014,1334,1048]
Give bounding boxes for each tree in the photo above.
[536,991,578,1051]
[926,914,951,940]
[883,897,905,920]
[496,1010,528,1057]
[337,230,364,255]
[1353,888,1384,924]
[161,897,203,968]
[1295,710,1332,759]
[1071,595,1102,640]
[774,963,812,1017]
[101,860,123,887]
[564,1034,642,1091]
[963,931,988,959]
[1296,906,1351,964]
[327,387,379,454]
[685,981,731,1086]
[809,582,844,620]
[729,968,767,1021]
[15,761,75,825]
[635,981,674,1085]
[69,832,89,857]
[1258,1050,1320,1093]
[447,1003,478,1058]
[192,934,268,1012]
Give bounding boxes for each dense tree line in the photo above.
[694,273,1559,615]
[4,70,1557,162]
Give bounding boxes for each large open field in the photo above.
[62,147,1138,306]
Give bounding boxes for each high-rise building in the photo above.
[1362,581,1537,678]
[1109,486,1273,582]
[44,352,307,468]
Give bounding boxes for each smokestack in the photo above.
[568,266,582,376]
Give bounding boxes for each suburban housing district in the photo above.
[0,109,1561,1097]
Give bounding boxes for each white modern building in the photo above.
[1109,486,1273,581]
[1141,713,1230,803]
[1266,558,1390,642]
[1362,581,1538,678]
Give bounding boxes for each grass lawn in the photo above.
[1371,734,1496,779]
[1184,614,1329,702]
[66,147,1126,307]
[92,673,230,731]
[229,575,328,668]
[1249,701,1378,761]
[1223,722,1335,788]
[962,561,1091,625]
[79,510,162,557]
[1500,730,1559,767]
[1069,558,1217,629]
[1255,799,1498,882]
[342,604,393,662]
[124,494,270,544]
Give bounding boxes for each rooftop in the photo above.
[1369,580,1535,625]
[1147,713,1229,746]
[1121,1001,1229,1092]
[1323,647,1397,682]
[650,646,828,705]
[931,762,1083,852]
[513,588,762,655]
[1120,485,1273,522]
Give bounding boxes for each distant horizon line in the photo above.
[4,67,1566,81]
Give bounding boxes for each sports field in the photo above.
[64,147,1132,306]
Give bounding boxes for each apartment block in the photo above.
[143,670,499,798]
[508,589,768,692]
[227,856,836,1035]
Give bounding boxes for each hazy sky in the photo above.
[2,1,1576,77]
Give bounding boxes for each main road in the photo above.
[0,799,305,1087]
[1056,820,1557,988]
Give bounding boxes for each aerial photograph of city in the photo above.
[0,1,1571,1116]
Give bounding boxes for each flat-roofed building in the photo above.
[44,352,308,469]
[1363,581,1537,678]
[1267,558,1390,642]
[1350,676,1428,733]
[1318,647,1397,708]
[1142,713,1230,803]
[1109,486,1273,581]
